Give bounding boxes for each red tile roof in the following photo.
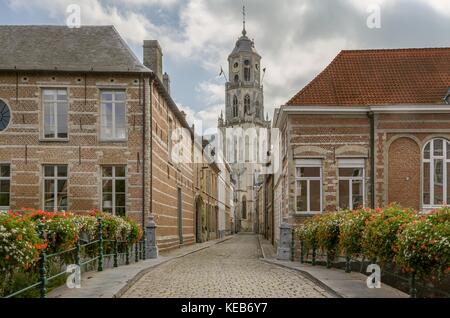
[286,48,450,106]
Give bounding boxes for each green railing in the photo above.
[296,236,450,298]
[4,218,146,299]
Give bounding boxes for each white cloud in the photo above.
[6,0,450,124]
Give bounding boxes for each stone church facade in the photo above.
[218,24,270,233]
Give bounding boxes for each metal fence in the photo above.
[293,229,450,298]
[4,217,147,298]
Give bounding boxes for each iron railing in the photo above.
[4,218,146,298]
[294,235,450,298]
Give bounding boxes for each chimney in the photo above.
[163,72,171,95]
[143,40,163,81]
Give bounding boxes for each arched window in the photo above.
[244,95,250,115]
[423,138,450,207]
[232,96,238,118]
[0,100,11,132]
[234,74,239,83]
[242,196,247,219]
[244,60,251,81]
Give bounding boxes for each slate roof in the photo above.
[230,35,259,56]
[0,25,150,73]
[287,48,450,106]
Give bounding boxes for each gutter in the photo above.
[368,111,375,209]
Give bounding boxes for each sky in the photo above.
[1,0,450,130]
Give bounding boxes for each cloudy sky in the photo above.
[1,0,449,129]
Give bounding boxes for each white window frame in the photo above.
[42,89,68,140]
[0,163,11,210]
[295,159,323,214]
[101,166,127,216]
[422,138,450,208]
[100,90,127,141]
[338,159,365,210]
[43,165,68,212]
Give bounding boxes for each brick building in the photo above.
[143,40,196,251]
[0,25,196,252]
[273,48,450,248]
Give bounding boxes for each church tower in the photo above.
[218,7,270,233]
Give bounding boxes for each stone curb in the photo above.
[114,236,234,298]
[256,235,343,298]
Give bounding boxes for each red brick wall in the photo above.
[387,137,421,210]
[0,72,149,225]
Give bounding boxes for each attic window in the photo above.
[110,79,115,83]
[51,77,56,81]
[22,77,28,82]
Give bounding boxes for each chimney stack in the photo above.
[163,72,171,95]
[143,40,163,81]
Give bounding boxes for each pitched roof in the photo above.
[0,25,150,73]
[287,48,450,106]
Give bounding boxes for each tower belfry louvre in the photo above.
[218,7,271,233]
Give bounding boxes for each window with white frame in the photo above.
[102,166,126,216]
[0,164,11,210]
[295,159,322,213]
[43,165,68,212]
[100,91,126,141]
[338,159,365,210]
[423,139,450,207]
[43,89,68,139]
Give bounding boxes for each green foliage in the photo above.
[0,212,42,272]
[296,216,320,251]
[396,208,450,279]
[362,205,416,264]
[316,212,345,259]
[339,208,372,257]
[297,205,449,279]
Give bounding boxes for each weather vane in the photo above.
[242,4,247,36]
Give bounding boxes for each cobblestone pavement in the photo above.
[122,234,332,298]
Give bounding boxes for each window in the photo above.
[0,164,10,210]
[43,165,68,212]
[232,96,238,118]
[43,89,68,139]
[244,60,251,81]
[338,159,365,210]
[234,74,239,83]
[244,95,250,115]
[295,159,322,213]
[423,139,450,207]
[102,166,126,216]
[100,91,126,141]
[0,100,11,132]
[255,101,260,118]
[242,196,247,219]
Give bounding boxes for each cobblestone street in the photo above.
[122,235,333,298]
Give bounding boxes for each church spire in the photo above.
[242,5,247,36]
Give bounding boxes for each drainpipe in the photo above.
[368,111,375,209]
[149,77,154,217]
[142,75,146,230]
